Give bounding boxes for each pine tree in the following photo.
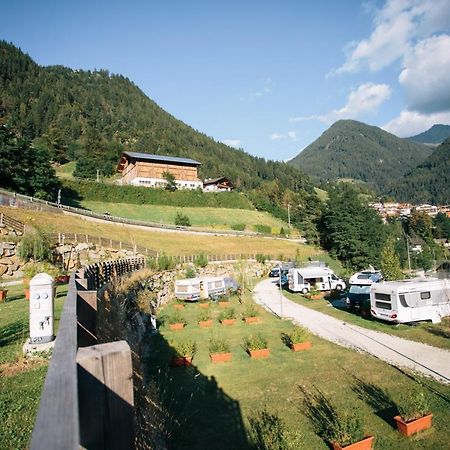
[380,236,404,281]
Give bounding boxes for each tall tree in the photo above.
[380,236,404,280]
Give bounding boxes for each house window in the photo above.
[420,291,431,300]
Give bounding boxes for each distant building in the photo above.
[117,152,202,190]
[203,176,234,192]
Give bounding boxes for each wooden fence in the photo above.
[30,257,145,450]
[0,212,25,234]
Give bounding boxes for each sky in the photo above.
[2,0,450,161]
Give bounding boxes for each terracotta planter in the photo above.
[210,352,232,363]
[0,290,7,302]
[331,436,374,450]
[219,301,230,308]
[169,323,185,330]
[310,294,324,300]
[198,303,209,308]
[394,414,433,436]
[221,319,236,326]
[249,348,270,359]
[199,320,213,328]
[244,316,259,324]
[290,341,312,351]
[56,275,70,284]
[173,304,185,310]
[24,288,30,300]
[170,356,193,367]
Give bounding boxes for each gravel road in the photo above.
[253,278,450,384]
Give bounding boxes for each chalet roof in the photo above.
[122,152,201,166]
[203,176,233,186]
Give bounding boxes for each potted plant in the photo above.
[308,288,324,300]
[0,287,7,302]
[325,412,374,450]
[198,299,210,308]
[170,339,197,367]
[173,300,185,310]
[167,311,187,330]
[218,297,230,308]
[198,310,213,328]
[219,307,237,325]
[284,326,312,351]
[209,336,232,363]
[242,303,260,323]
[393,390,432,436]
[244,333,270,359]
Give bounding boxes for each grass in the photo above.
[2,206,318,258]
[81,200,289,231]
[150,289,450,449]
[0,283,67,449]
[283,289,450,350]
[54,161,77,179]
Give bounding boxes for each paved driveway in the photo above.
[253,278,450,384]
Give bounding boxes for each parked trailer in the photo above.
[370,278,450,324]
[346,268,383,313]
[288,267,346,294]
[199,277,226,299]
[175,279,201,301]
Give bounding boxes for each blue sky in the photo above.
[2,0,450,161]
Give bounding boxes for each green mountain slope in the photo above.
[0,41,311,192]
[288,120,432,191]
[407,124,450,145]
[389,138,450,204]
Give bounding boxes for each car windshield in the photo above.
[349,285,371,294]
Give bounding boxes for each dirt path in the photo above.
[253,278,450,384]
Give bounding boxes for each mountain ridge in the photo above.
[407,124,450,145]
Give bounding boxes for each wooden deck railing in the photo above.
[30,257,145,450]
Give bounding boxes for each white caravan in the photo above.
[175,277,226,301]
[370,278,450,324]
[198,277,226,299]
[288,267,346,294]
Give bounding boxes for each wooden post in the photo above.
[77,290,98,347]
[77,341,134,450]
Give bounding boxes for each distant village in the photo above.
[117,151,234,192]
[369,202,450,220]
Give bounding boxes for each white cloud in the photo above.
[290,83,391,125]
[399,34,450,113]
[383,110,450,137]
[270,131,298,141]
[270,133,284,140]
[287,131,297,141]
[240,78,273,102]
[334,0,450,74]
[221,139,241,148]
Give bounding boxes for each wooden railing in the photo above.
[30,257,145,450]
[0,211,25,234]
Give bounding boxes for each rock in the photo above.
[74,243,90,252]
[0,265,8,277]
[0,258,12,265]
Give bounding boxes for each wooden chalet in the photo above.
[203,176,234,192]
[117,152,202,190]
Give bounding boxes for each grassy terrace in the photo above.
[283,290,450,350]
[0,283,67,449]
[151,290,450,449]
[1,206,315,258]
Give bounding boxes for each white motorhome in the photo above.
[370,278,450,324]
[288,267,346,294]
[175,279,201,301]
[199,277,226,299]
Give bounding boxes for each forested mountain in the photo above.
[0,41,311,192]
[288,120,432,192]
[407,124,450,145]
[388,138,450,204]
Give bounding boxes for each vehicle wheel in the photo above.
[335,284,343,291]
[301,288,309,295]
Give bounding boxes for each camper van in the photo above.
[288,267,346,294]
[199,277,226,299]
[370,278,450,324]
[346,268,383,314]
[175,279,201,301]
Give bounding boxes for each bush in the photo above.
[244,333,268,351]
[324,412,365,447]
[167,311,187,325]
[219,307,236,321]
[171,339,196,357]
[185,266,196,278]
[208,336,230,354]
[157,254,175,271]
[287,326,309,344]
[256,253,268,264]
[242,303,258,318]
[194,253,208,268]
[197,310,211,322]
[395,390,431,422]
[248,407,290,450]
[18,228,53,262]
[253,224,272,234]
[175,212,191,226]
[231,223,246,231]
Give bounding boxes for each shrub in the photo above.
[324,412,365,447]
[197,310,211,322]
[231,223,246,231]
[208,336,230,354]
[194,253,208,268]
[244,333,268,351]
[167,311,187,325]
[172,339,197,357]
[18,228,53,262]
[185,266,196,278]
[158,254,175,271]
[219,307,236,321]
[256,253,268,264]
[253,224,272,234]
[248,407,290,450]
[175,212,191,226]
[242,303,258,318]
[287,326,309,344]
[395,390,431,422]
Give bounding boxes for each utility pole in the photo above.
[406,236,411,272]
[96,169,100,183]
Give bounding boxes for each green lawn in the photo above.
[150,291,450,449]
[0,284,67,449]
[283,289,450,350]
[81,200,290,232]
